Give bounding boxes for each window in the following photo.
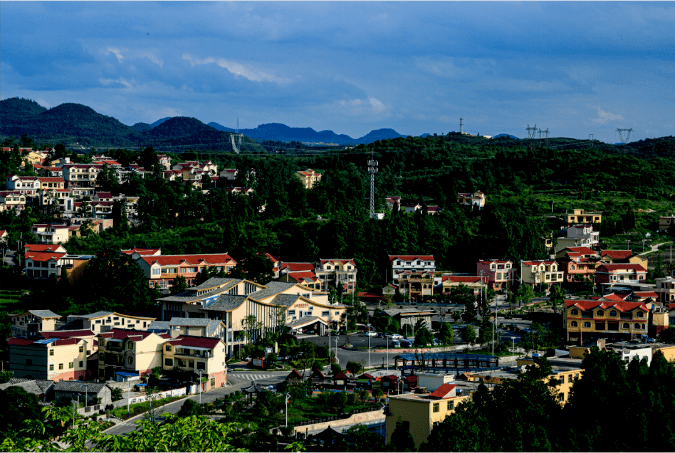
[571,309,578,315]
[211,378,216,388]
[128,357,133,365]
[79,361,83,367]
[642,324,646,329]
[50,349,54,356]
[49,364,54,371]
[583,322,591,328]
[152,268,160,275]
[335,311,340,315]
[165,345,172,352]
[322,311,329,317]
[596,310,604,317]
[165,358,173,366]
[433,403,439,413]
[637,312,644,318]
[79,346,84,353]
[635,323,641,329]
[559,393,565,402]
[59,363,63,370]
[99,340,105,347]
[128,342,134,350]
[623,323,630,329]
[610,311,617,317]
[571,321,578,327]
[288,310,296,316]
[447,401,454,410]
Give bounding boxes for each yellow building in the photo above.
[295,169,322,189]
[97,329,167,380]
[9,337,88,381]
[9,309,61,338]
[564,299,650,342]
[566,209,602,227]
[398,271,435,297]
[162,336,227,391]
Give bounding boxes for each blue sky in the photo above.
[2,2,675,143]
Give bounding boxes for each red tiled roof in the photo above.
[41,330,95,339]
[24,244,64,253]
[596,263,646,273]
[121,247,161,256]
[333,371,350,380]
[26,251,66,262]
[0,230,6,236]
[320,259,356,265]
[99,329,154,341]
[53,338,80,346]
[37,177,65,183]
[95,192,113,198]
[669,303,675,311]
[477,259,511,264]
[601,293,627,302]
[8,338,35,346]
[388,255,434,261]
[265,253,279,263]
[171,335,221,349]
[142,253,235,267]
[287,271,318,283]
[567,246,596,255]
[429,383,457,398]
[601,250,633,260]
[633,291,658,298]
[281,262,315,272]
[564,299,648,312]
[523,260,556,266]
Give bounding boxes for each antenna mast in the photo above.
[367,151,378,219]
[459,117,464,134]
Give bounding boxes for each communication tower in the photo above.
[616,128,633,145]
[367,153,378,218]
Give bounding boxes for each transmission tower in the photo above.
[367,154,378,219]
[589,134,594,148]
[544,128,550,148]
[459,117,464,134]
[616,128,633,145]
[526,124,537,150]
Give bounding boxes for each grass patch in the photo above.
[110,395,186,420]
[286,397,379,424]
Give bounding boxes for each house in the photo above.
[38,189,73,213]
[476,259,516,291]
[225,187,254,196]
[0,379,55,401]
[53,381,112,406]
[279,271,322,290]
[165,317,226,342]
[135,253,238,290]
[554,246,599,259]
[62,163,102,189]
[0,191,26,212]
[23,246,68,279]
[595,263,647,289]
[157,154,172,171]
[563,299,652,342]
[295,169,322,189]
[381,308,433,334]
[5,175,40,196]
[97,329,168,380]
[266,253,280,278]
[279,262,315,276]
[457,191,486,209]
[0,230,7,243]
[389,255,435,284]
[437,276,484,296]
[68,311,156,335]
[40,329,97,355]
[332,371,350,390]
[219,168,238,182]
[38,166,64,178]
[385,382,471,448]
[314,259,357,294]
[121,247,162,260]
[566,209,602,228]
[556,250,600,283]
[398,271,435,297]
[162,335,227,391]
[36,177,65,191]
[385,196,402,210]
[600,250,648,269]
[8,337,88,381]
[656,277,675,303]
[521,260,564,288]
[9,310,62,338]
[31,224,71,244]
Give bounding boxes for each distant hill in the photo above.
[209,121,404,145]
[494,134,519,139]
[151,117,172,128]
[131,122,153,132]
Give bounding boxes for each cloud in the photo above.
[369,97,385,113]
[589,105,624,124]
[106,48,124,62]
[182,54,291,84]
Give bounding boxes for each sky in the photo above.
[2,2,675,143]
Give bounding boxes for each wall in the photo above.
[293,408,384,435]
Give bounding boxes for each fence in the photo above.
[77,386,187,415]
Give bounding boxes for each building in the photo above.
[398,271,435,298]
[476,259,516,291]
[600,250,648,270]
[556,250,599,283]
[278,271,322,290]
[314,259,357,294]
[97,329,168,380]
[157,155,172,171]
[219,168,238,182]
[5,175,40,196]
[389,255,435,283]
[566,209,602,228]
[9,310,62,338]
[457,191,486,209]
[162,336,227,391]
[521,260,564,288]
[165,317,226,342]
[31,224,70,244]
[279,262,315,276]
[595,263,647,289]
[381,308,433,334]
[9,337,88,381]
[437,276,484,296]
[135,253,238,290]
[295,169,322,189]
[656,277,675,303]
[53,381,112,406]
[385,382,471,448]
[68,311,156,334]
[62,163,102,189]
[563,299,652,342]
[0,191,26,212]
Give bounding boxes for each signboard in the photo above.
[295,303,308,308]
[252,358,264,368]
[357,378,370,383]
[266,348,273,354]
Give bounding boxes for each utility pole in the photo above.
[589,134,594,148]
[459,117,463,134]
[544,128,550,148]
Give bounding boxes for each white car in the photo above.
[390,334,403,340]
[365,331,377,337]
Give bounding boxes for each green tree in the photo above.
[387,419,417,452]
[414,326,433,347]
[111,388,123,402]
[335,424,386,452]
[438,322,454,345]
[170,275,188,295]
[462,325,477,344]
[659,326,675,343]
[346,361,363,375]
[548,285,565,313]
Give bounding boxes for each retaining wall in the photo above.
[292,409,385,434]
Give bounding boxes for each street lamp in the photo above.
[198,370,203,405]
[285,393,291,427]
[82,384,88,408]
[127,379,131,418]
[368,333,371,369]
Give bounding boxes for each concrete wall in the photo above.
[293,408,384,435]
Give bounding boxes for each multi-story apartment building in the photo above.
[24,246,67,279]
[476,259,516,291]
[595,263,647,288]
[314,259,357,294]
[97,329,168,380]
[62,163,102,189]
[135,253,238,290]
[9,337,88,381]
[556,249,600,283]
[31,224,71,244]
[398,271,435,297]
[389,255,435,283]
[165,318,226,341]
[0,191,26,212]
[162,336,227,391]
[5,175,40,196]
[39,189,73,213]
[9,310,61,338]
[521,260,564,288]
[566,209,602,228]
[566,224,600,246]
[437,276,485,296]
[600,250,648,269]
[656,277,675,303]
[37,177,65,191]
[563,299,652,342]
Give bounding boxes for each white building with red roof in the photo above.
[121,247,162,260]
[457,191,486,209]
[295,169,322,189]
[279,262,315,276]
[0,230,7,243]
[163,335,227,391]
[521,259,564,288]
[315,259,358,293]
[62,163,102,189]
[595,263,647,288]
[31,223,71,244]
[476,259,515,291]
[438,275,486,296]
[0,191,26,212]
[5,175,40,196]
[24,246,68,279]
[136,253,237,290]
[279,271,322,290]
[389,255,435,283]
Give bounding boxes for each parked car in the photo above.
[390,334,403,340]
[366,331,377,337]
[376,333,387,338]
[400,340,413,348]
[305,330,315,335]
[392,340,401,347]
